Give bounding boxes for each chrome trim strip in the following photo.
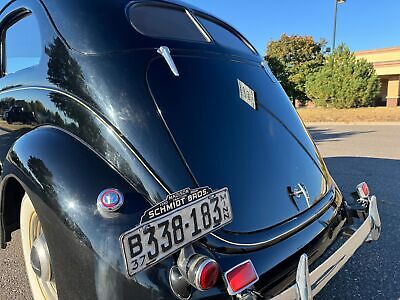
[151,102,200,188]
[210,193,336,247]
[0,85,171,194]
[145,55,200,187]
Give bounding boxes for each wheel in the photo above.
[20,193,58,300]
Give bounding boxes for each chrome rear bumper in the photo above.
[271,195,381,300]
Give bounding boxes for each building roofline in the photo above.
[373,60,400,67]
[355,46,400,55]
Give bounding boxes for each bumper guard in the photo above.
[270,195,381,300]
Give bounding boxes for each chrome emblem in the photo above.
[97,188,124,213]
[289,183,311,208]
[237,79,257,110]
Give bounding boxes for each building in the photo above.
[355,46,400,107]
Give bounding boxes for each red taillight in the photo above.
[224,260,259,295]
[177,253,220,292]
[198,261,219,290]
[171,253,219,298]
[357,182,370,198]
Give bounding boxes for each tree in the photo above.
[265,34,325,105]
[305,44,381,108]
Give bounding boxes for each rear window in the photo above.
[196,15,255,55]
[128,4,208,42]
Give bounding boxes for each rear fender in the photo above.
[0,126,165,298]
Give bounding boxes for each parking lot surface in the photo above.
[310,125,400,300]
[0,124,399,299]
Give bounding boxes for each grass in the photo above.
[0,120,33,132]
[297,107,400,123]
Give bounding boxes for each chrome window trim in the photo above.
[127,1,210,44]
[185,9,212,43]
[193,11,258,55]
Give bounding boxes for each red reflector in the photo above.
[357,182,370,198]
[225,260,259,295]
[362,183,369,197]
[199,261,219,290]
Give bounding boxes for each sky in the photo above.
[185,0,400,55]
[4,0,400,65]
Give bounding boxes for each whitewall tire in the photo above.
[20,193,57,300]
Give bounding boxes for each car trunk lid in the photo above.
[146,53,328,233]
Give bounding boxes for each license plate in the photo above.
[120,188,232,277]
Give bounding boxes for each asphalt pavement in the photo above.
[311,125,400,300]
[0,124,399,299]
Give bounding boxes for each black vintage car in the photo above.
[0,0,381,299]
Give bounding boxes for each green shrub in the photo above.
[305,44,380,108]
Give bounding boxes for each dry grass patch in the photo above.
[0,120,33,132]
[298,107,400,123]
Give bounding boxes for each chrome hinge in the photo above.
[157,46,179,77]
